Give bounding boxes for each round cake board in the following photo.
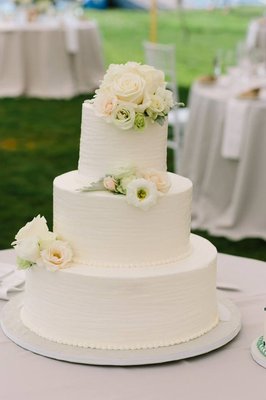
[1,294,241,366]
[251,338,266,369]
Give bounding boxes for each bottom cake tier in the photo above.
[21,234,218,350]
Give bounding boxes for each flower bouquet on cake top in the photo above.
[91,61,175,131]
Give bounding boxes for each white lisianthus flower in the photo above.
[13,215,56,244]
[142,169,171,194]
[126,178,158,210]
[38,240,73,272]
[112,72,146,105]
[155,87,175,113]
[14,236,40,264]
[112,103,135,130]
[146,93,166,120]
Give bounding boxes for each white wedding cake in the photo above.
[13,62,219,350]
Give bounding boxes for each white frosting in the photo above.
[21,234,218,350]
[78,102,168,180]
[21,95,219,351]
[53,171,192,267]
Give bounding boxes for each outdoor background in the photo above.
[0,5,265,260]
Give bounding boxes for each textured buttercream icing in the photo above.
[53,171,192,267]
[78,102,168,181]
[19,63,219,352]
[21,234,218,350]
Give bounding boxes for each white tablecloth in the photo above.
[0,19,105,98]
[180,78,266,240]
[246,18,266,53]
[0,249,266,400]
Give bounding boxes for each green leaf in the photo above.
[155,116,166,126]
[79,179,106,192]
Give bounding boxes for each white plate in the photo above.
[251,337,266,369]
[0,294,241,366]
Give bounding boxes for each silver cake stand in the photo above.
[1,293,241,366]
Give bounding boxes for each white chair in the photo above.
[143,41,189,172]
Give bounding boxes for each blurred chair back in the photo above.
[143,41,189,173]
[143,41,178,102]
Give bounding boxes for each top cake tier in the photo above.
[78,102,168,180]
[78,61,174,180]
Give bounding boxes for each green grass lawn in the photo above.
[0,7,265,260]
[86,6,264,85]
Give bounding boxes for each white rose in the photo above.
[14,215,55,243]
[126,178,158,211]
[139,65,165,95]
[112,72,146,104]
[38,240,73,271]
[14,236,40,263]
[142,169,171,193]
[111,103,135,130]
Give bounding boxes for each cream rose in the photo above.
[39,240,73,271]
[139,65,165,94]
[93,93,118,121]
[112,72,146,104]
[142,169,171,193]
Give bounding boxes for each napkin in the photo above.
[198,75,217,85]
[237,87,260,100]
[221,98,249,160]
[63,19,79,54]
[0,264,25,301]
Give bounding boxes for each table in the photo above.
[0,19,105,98]
[180,77,266,240]
[0,248,266,400]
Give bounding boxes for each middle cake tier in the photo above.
[53,171,192,267]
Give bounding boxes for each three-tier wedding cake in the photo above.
[12,62,219,350]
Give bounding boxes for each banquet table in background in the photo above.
[180,75,266,240]
[246,17,266,54]
[0,19,105,98]
[0,248,266,400]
